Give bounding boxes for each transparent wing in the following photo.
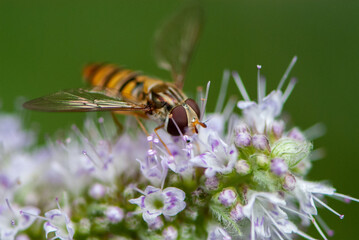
[23,88,149,112]
[154,4,203,89]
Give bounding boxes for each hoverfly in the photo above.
[24,5,207,144]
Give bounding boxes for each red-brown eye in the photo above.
[185,98,200,119]
[167,106,188,136]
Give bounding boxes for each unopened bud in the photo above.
[105,206,124,223]
[205,177,219,191]
[163,226,178,240]
[234,132,252,148]
[270,158,288,176]
[218,188,237,206]
[256,154,270,168]
[288,128,305,141]
[252,134,270,151]
[235,160,250,175]
[89,183,106,200]
[283,173,296,191]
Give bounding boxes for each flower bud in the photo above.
[235,160,250,175]
[230,203,244,221]
[252,134,270,151]
[163,226,178,240]
[283,173,296,191]
[234,132,252,148]
[205,177,219,191]
[218,188,237,206]
[270,158,288,176]
[89,183,106,200]
[105,206,124,223]
[288,128,305,141]
[256,154,270,168]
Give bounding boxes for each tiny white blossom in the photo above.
[191,132,237,177]
[129,186,186,224]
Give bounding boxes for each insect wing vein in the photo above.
[23,89,147,112]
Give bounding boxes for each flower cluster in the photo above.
[0,57,358,239]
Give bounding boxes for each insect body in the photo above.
[82,63,204,135]
[23,5,205,137]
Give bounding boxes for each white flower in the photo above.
[191,132,237,177]
[105,206,124,223]
[41,199,74,240]
[0,114,34,153]
[137,148,168,187]
[129,186,186,224]
[241,191,316,240]
[0,200,39,240]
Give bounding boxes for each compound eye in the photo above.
[167,106,188,136]
[185,98,201,119]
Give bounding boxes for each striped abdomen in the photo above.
[83,63,162,104]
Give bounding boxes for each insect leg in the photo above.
[134,116,153,150]
[154,124,173,157]
[111,112,123,134]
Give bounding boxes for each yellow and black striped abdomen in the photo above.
[83,63,166,104]
[83,64,138,91]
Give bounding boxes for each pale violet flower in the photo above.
[233,57,297,133]
[241,191,310,240]
[137,148,168,187]
[162,226,178,240]
[191,132,237,177]
[105,206,124,223]
[0,114,34,153]
[129,186,186,224]
[0,200,39,240]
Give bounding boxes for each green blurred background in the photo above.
[1,0,358,238]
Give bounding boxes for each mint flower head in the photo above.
[1,56,358,239]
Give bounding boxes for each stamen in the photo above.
[257,65,262,103]
[277,56,298,90]
[6,198,15,215]
[310,148,326,161]
[312,195,344,219]
[98,117,108,140]
[215,70,230,113]
[82,150,100,168]
[304,123,326,141]
[196,86,203,108]
[311,217,328,240]
[259,204,291,240]
[260,76,266,100]
[332,193,359,203]
[200,81,211,121]
[280,205,311,219]
[232,71,250,101]
[222,96,237,120]
[282,77,297,104]
[55,197,61,210]
[295,229,318,240]
[315,215,334,237]
[272,227,285,240]
[134,187,146,195]
[20,210,48,221]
